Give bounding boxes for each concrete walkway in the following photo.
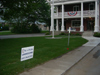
[19,36,100,75]
[63,44,100,75]
[0,33,45,39]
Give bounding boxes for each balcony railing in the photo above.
[48,0,73,2]
[54,10,95,18]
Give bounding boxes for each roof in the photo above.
[49,0,96,4]
[0,18,5,22]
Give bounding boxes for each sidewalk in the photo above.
[19,36,100,75]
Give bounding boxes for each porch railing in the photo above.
[54,10,95,18]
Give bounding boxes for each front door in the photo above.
[87,21,94,31]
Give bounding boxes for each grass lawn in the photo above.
[0,36,88,75]
[41,30,49,33]
[0,31,15,35]
[0,30,49,35]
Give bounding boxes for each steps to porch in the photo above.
[82,31,94,37]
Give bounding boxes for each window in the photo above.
[73,6,79,11]
[59,6,61,12]
[54,7,57,13]
[72,20,80,27]
[89,3,94,10]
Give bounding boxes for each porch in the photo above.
[53,18,95,32]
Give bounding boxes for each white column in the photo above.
[56,19,58,31]
[80,2,84,32]
[94,1,99,32]
[61,4,64,31]
[50,4,54,31]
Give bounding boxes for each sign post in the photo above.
[68,27,71,46]
[21,46,34,70]
[52,0,54,38]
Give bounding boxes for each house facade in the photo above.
[48,0,100,32]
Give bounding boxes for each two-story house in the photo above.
[48,0,100,33]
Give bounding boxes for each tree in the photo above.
[37,0,51,31]
[0,0,51,33]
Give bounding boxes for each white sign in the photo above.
[69,27,71,33]
[21,46,34,61]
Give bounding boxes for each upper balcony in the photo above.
[54,10,95,18]
[53,1,97,18]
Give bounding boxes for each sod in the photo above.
[0,31,15,35]
[0,36,88,75]
[0,31,49,35]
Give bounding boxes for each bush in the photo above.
[45,32,50,35]
[70,33,75,36]
[65,33,69,36]
[3,25,9,30]
[75,33,81,36]
[11,24,30,33]
[0,24,2,31]
[93,32,100,37]
[59,32,66,35]
[69,33,81,36]
[0,24,9,31]
[11,24,41,33]
[59,33,81,36]
[30,24,41,33]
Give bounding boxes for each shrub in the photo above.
[70,33,75,36]
[69,33,81,36]
[0,24,2,31]
[59,33,81,36]
[93,32,100,37]
[45,32,50,35]
[60,32,66,35]
[75,33,81,36]
[11,24,41,33]
[30,24,41,33]
[65,33,69,36]
[0,24,9,31]
[11,24,30,33]
[3,25,9,30]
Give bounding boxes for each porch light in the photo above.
[89,17,91,18]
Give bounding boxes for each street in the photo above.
[0,33,45,39]
[63,44,100,75]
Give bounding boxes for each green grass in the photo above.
[0,30,49,35]
[41,30,49,33]
[0,36,88,75]
[0,31,15,35]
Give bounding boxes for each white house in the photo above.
[48,0,100,33]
